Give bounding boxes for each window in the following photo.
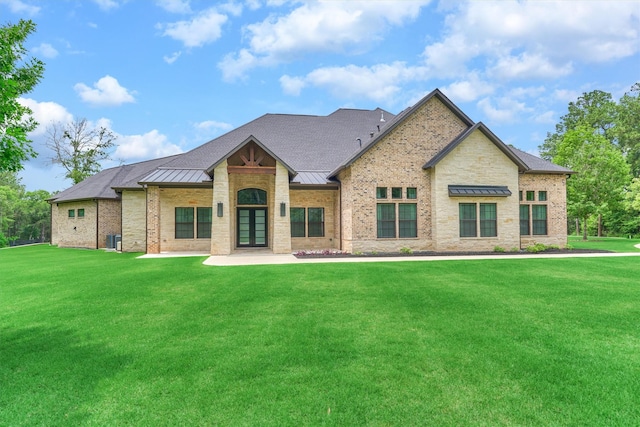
[538,191,547,201]
[77,208,85,218]
[519,191,523,201]
[459,203,477,237]
[197,207,212,238]
[237,188,267,205]
[290,208,305,237]
[520,205,530,235]
[391,187,402,199]
[407,187,417,199]
[308,208,324,237]
[377,203,396,238]
[68,209,75,218]
[376,187,387,199]
[175,207,194,239]
[526,191,535,201]
[399,204,417,238]
[480,203,497,237]
[532,205,547,235]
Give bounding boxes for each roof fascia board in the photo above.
[328,88,475,179]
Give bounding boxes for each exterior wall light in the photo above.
[280,202,286,217]
[217,202,223,217]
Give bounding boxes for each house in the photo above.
[49,89,572,255]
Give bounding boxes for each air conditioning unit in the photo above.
[106,234,121,249]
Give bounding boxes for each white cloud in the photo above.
[194,120,233,132]
[489,53,573,80]
[92,0,119,11]
[32,43,58,59]
[441,74,494,103]
[115,130,182,161]
[158,7,228,48]
[422,1,639,81]
[553,89,581,103]
[533,111,556,124]
[74,75,136,107]
[477,97,530,124]
[156,0,191,14]
[163,51,182,64]
[0,0,40,15]
[280,62,428,103]
[18,98,74,136]
[219,0,430,80]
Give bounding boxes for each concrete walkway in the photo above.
[201,251,640,266]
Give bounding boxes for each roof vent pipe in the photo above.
[377,125,380,132]
[370,132,374,138]
[357,138,362,147]
[380,112,385,122]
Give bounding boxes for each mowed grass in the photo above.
[1,246,639,426]
[568,235,640,252]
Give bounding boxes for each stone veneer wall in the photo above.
[97,199,121,249]
[158,187,213,252]
[289,188,338,250]
[342,96,469,253]
[432,129,520,252]
[121,190,146,252]
[211,161,231,255]
[519,173,568,247]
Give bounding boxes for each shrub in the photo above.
[493,246,506,253]
[510,247,520,252]
[400,247,413,254]
[526,243,547,253]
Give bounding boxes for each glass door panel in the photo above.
[237,208,268,247]
[254,209,266,245]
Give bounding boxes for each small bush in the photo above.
[370,250,378,255]
[354,251,363,256]
[400,247,413,254]
[547,244,560,250]
[526,243,547,253]
[493,246,506,253]
[510,247,520,252]
[566,244,574,250]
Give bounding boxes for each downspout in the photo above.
[338,181,342,251]
[95,199,99,249]
[143,185,148,254]
[49,202,53,245]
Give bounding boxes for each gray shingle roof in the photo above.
[508,146,573,174]
[49,154,181,202]
[51,88,571,203]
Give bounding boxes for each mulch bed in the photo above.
[294,248,612,259]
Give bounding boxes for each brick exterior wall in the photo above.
[519,173,568,247]
[158,187,213,252]
[50,199,122,249]
[432,129,520,252]
[122,190,146,252]
[146,186,161,254]
[97,199,121,249]
[289,188,339,250]
[211,161,231,255]
[341,96,468,253]
[51,201,98,248]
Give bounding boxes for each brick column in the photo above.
[146,186,161,254]
[272,162,292,254]
[211,161,231,255]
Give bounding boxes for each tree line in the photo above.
[540,83,640,239]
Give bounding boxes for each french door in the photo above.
[237,208,267,247]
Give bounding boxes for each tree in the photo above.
[0,20,45,172]
[616,83,640,177]
[555,125,630,240]
[46,118,116,184]
[0,170,51,247]
[540,90,618,161]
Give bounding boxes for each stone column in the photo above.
[272,162,292,254]
[211,161,231,255]
[146,186,161,254]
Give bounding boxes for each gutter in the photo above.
[95,199,99,250]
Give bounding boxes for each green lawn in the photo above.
[1,246,639,426]
[568,235,640,252]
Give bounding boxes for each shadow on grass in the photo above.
[0,326,130,425]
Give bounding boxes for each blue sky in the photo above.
[4,0,639,192]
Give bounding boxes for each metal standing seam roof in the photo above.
[139,168,211,184]
[448,185,512,197]
[291,171,334,185]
